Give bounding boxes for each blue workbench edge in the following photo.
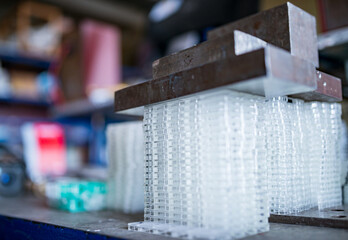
[0,215,126,240]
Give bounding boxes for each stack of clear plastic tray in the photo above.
[266,97,342,214]
[129,89,269,239]
[106,121,144,213]
[310,102,342,210]
[128,89,342,239]
[266,97,311,214]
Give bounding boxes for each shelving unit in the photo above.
[0,45,142,120]
[0,44,54,118]
[51,99,143,121]
[0,46,55,69]
[0,96,51,107]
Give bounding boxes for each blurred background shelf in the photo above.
[52,98,143,120]
[0,46,55,69]
[0,96,51,107]
[318,26,348,60]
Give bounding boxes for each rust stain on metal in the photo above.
[291,71,342,102]
[152,31,236,79]
[115,49,267,112]
[115,3,341,113]
[208,3,291,51]
[270,205,348,229]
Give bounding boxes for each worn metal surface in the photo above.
[207,2,318,67]
[115,3,341,112]
[291,71,342,102]
[118,48,266,112]
[317,26,348,98]
[0,196,348,240]
[152,31,237,79]
[152,30,267,80]
[234,30,268,56]
[116,46,321,112]
[263,42,316,97]
[153,3,318,79]
[116,44,347,111]
[270,205,348,229]
[245,223,348,240]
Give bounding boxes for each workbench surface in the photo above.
[0,195,347,240]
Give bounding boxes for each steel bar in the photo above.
[153,2,319,80]
[208,2,319,67]
[115,2,341,113]
[152,31,237,79]
[291,71,342,102]
[115,46,317,112]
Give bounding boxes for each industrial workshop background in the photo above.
[0,0,347,240]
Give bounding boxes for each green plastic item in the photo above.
[45,178,107,212]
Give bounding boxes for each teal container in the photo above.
[45,178,107,212]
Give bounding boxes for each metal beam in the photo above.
[208,2,319,67]
[115,2,341,113]
[152,31,237,79]
[115,46,318,112]
[291,71,342,102]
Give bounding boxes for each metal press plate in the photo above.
[115,46,341,112]
[270,205,348,229]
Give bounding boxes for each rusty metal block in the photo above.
[115,3,341,112]
[118,48,265,112]
[152,31,237,79]
[208,2,318,67]
[291,71,342,102]
[153,2,320,80]
[115,46,317,112]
